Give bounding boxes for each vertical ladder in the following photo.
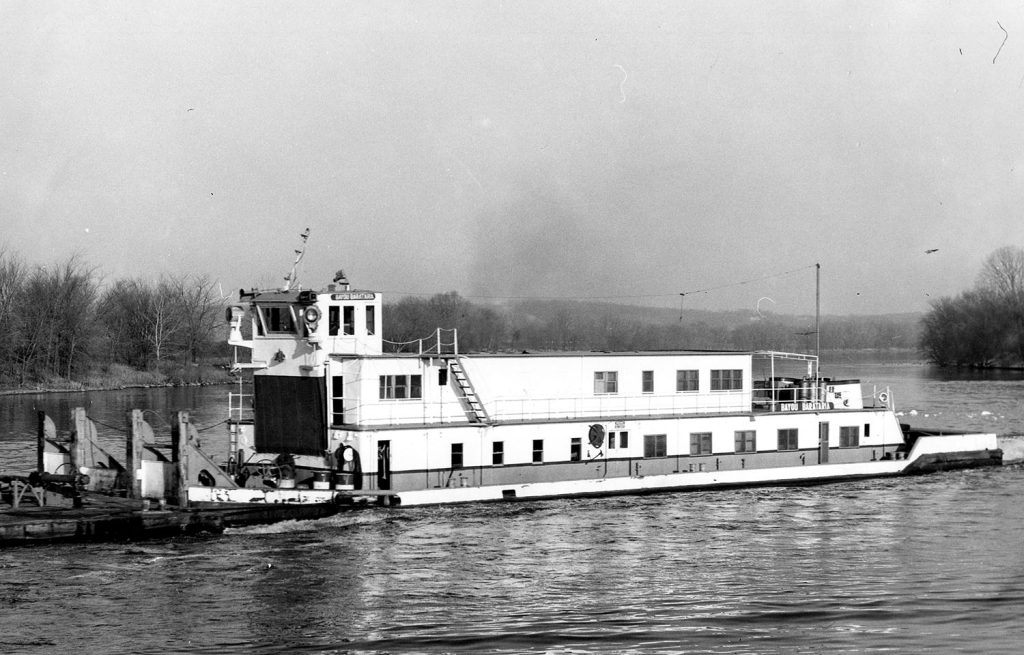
[447,357,490,423]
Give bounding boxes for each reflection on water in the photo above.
[0,386,231,472]
[2,362,1024,654]
[3,468,1023,654]
[823,357,1024,438]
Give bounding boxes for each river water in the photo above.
[2,358,1024,654]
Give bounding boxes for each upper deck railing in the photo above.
[383,328,459,355]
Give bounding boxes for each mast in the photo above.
[815,262,820,378]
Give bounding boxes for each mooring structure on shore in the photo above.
[0,407,375,545]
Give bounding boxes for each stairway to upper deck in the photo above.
[446,357,490,423]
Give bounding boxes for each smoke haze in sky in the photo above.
[3,2,1023,316]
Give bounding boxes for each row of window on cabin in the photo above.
[368,369,744,402]
[447,425,866,468]
[256,305,376,336]
[594,369,743,395]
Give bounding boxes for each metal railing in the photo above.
[383,328,459,355]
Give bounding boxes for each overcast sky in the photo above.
[3,2,1023,316]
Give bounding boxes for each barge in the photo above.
[192,271,1002,507]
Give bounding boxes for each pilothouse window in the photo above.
[343,306,355,335]
[328,306,340,336]
[366,305,376,335]
[261,306,296,334]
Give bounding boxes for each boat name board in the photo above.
[779,401,828,411]
[331,292,376,301]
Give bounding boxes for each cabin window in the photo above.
[492,441,504,466]
[642,370,654,394]
[451,443,464,469]
[734,430,756,453]
[608,432,616,449]
[777,428,798,451]
[644,434,667,458]
[366,305,376,335]
[864,423,871,437]
[676,369,699,392]
[438,368,448,386]
[619,431,629,448]
[263,306,296,333]
[331,376,345,425]
[711,369,743,391]
[379,374,423,400]
[570,437,582,461]
[594,371,618,394]
[690,432,712,455]
[532,439,544,463]
[840,426,860,447]
[343,306,355,335]
[328,306,340,336]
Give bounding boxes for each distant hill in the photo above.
[384,293,923,353]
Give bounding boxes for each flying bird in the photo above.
[925,249,939,254]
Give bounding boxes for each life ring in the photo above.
[878,392,889,404]
[303,306,321,323]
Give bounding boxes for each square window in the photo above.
[676,369,699,392]
[734,430,756,453]
[777,428,798,451]
[594,371,618,394]
[840,426,860,447]
[690,432,712,455]
[644,434,667,457]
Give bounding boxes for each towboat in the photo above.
[191,273,1002,507]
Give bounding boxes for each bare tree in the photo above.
[10,255,98,381]
[0,249,27,379]
[167,273,223,364]
[978,246,1024,300]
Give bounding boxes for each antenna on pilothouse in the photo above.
[282,228,311,291]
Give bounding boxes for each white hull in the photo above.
[188,433,1000,508]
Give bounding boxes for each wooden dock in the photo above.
[0,491,342,545]
[1,407,359,545]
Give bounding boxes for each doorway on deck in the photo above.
[818,422,830,464]
[377,440,391,490]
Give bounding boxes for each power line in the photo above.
[384,263,818,303]
[677,263,817,298]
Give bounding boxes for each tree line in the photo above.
[383,292,920,355]
[1,246,931,388]
[0,249,224,386]
[920,246,1024,367]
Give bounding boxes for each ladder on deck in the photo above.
[446,357,490,423]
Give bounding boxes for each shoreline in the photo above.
[0,379,236,397]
